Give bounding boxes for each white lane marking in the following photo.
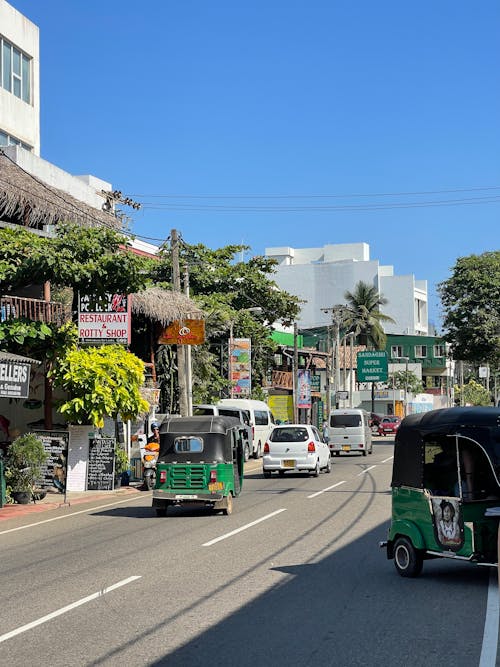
[308,480,346,499]
[0,576,141,644]
[357,465,377,476]
[0,495,143,536]
[382,456,394,463]
[202,509,287,546]
[479,571,499,667]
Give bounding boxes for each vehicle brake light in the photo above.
[307,442,316,452]
[210,469,217,483]
[252,425,255,437]
[264,442,270,453]
[160,470,166,483]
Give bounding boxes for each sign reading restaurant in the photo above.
[78,293,131,345]
[0,361,31,398]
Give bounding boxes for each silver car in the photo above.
[263,424,331,477]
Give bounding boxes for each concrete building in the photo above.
[265,243,428,335]
[0,0,40,155]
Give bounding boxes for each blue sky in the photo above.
[11,0,500,328]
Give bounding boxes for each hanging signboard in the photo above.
[0,361,31,398]
[229,338,251,395]
[78,293,131,345]
[158,319,205,345]
[297,369,312,408]
[87,437,116,490]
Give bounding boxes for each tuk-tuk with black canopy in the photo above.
[152,415,245,516]
[381,407,500,577]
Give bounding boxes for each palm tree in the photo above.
[343,282,395,350]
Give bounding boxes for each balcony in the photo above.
[0,295,71,326]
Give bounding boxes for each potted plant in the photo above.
[5,433,48,504]
[114,446,129,488]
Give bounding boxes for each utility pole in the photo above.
[171,229,187,416]
[184,263,193,416]
[293,322,299,423]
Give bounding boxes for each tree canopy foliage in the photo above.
[153,241,302,406]
[438,251,500,365]
[343,281,395,350]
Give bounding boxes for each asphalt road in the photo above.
[0,437,497,667]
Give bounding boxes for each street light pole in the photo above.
[398,356,409,416]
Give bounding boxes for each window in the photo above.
[254,410,269,425]
[330,414,361,427]
[0,37,31,103]
[174,436,203,453]
[391,346,403,359]
[414,345,427,358]
[433,344,445,358]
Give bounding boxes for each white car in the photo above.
[263,424,331,477]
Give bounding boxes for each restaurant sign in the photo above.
[158,319,205,345]
[0,361,31,398]
[78,293,131,345]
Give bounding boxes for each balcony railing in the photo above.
[0,295,71,326]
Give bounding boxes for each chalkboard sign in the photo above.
[34,430,69,492]
[87,437,115,490]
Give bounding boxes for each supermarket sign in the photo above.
[357,351,388,382]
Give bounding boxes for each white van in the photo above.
[327,408,372,457]
[217,398,275,458]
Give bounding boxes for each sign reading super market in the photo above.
[78,293,131,345]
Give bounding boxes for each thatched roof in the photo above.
[0,150,121,229]
[131,287,204,325]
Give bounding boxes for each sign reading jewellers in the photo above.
[0,361,31,398]
[78,293,131,345]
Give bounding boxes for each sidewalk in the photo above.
[0,483,145,521]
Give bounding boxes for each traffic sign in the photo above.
[357,350,388,382]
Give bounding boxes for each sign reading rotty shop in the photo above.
[78,293,131,345]
[0,362,31,398]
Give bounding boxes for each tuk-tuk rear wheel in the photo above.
[393,536,423,577]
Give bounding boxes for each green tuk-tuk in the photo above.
[381,407,500,577]
[151,415,245,517]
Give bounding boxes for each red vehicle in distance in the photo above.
[378,416,402,436]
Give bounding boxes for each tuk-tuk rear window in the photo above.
[330,414,362,427]
[174,436,203,453]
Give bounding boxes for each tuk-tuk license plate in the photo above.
[174,494,197,499]
[342,445,351,452]
[208,482,224,492]
[283,459,295,468]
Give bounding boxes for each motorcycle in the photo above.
[142,440,159,490]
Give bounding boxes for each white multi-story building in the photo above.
[265,243,428,335]
[0,0,40,154]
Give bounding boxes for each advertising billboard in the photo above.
[229,338,251,395]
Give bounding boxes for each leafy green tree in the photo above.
[343,282,395,349]
[153,242,301,408]
[49,345,150,428]
[454,379,491,406]
[438,251,500,366]
[392,370,423,395]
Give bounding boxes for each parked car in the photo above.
[263,424,331,477]
[378,416,401,436]
[217,399,275,458]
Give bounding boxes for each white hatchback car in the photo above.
[263,424,331,477]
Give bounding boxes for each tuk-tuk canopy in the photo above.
[392,407,500,489]
[159,415,242,463]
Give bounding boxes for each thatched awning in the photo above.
[131,287,204,326]
[0,150,121,229]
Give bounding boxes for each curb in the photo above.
[0,485,144,521]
